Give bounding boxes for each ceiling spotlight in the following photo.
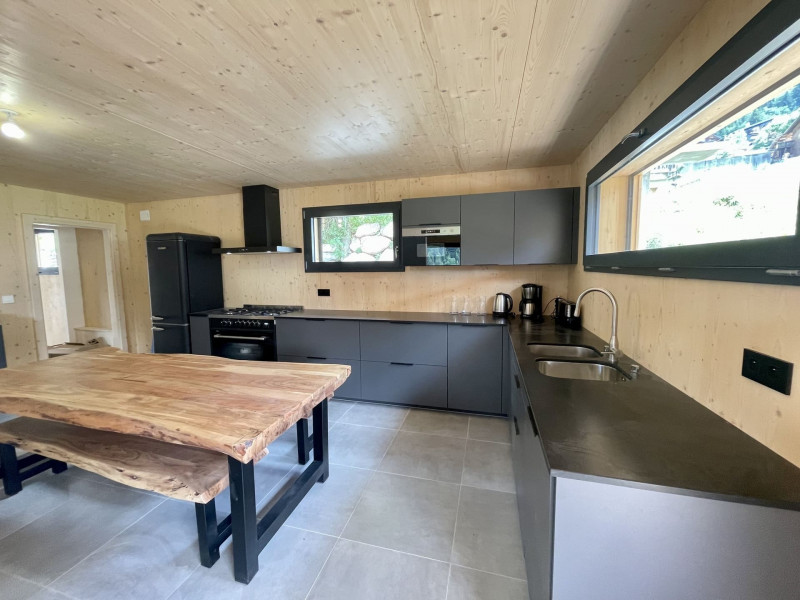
[1,110,25,139]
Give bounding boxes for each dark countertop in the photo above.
[277,309,509,326]
[510,318,800,510]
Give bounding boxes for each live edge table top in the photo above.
[0,348,350,464]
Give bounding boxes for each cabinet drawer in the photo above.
[361,361,447,408]
[360,321,447,366]
[276,318,360,360]
[278,355,361,400]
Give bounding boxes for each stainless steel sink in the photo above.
[527,343,601,358]
[537,359,629,382]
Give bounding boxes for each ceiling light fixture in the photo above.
[1,109,25,139]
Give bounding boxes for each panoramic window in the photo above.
[584,1,800,285]
[302,202,403,272]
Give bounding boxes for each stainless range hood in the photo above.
[213,185,301,255]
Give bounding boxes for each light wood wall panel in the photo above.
[0,184,133,366]
[76,228,112,329]
[568,0,800,466]
[125,165,576,353]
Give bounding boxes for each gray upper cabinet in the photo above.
[514,188,578,265]
[461,192,515,265]
[447,325,502,413]
[402,195,461,227]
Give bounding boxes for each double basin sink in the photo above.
[527,343,630,382]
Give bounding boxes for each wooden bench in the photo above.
[0,417,237,567]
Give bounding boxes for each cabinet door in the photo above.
[278,355,361,400]
[146,240,189,323]
[514,188,578,265]
[402,196,461,227]
[152,323,190,354]
[447,325,502,413]
[189,315,212,355]
[461,192,515,265]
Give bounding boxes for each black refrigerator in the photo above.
[146,233,223,354]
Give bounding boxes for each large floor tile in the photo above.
[468,416,510,443]
[307,539,449,600]
[328,399,355,422]
[338,403,409,429]
[328,423,397,469]
[461,439,515,493]
[285,464,373,536]
[28,589,73,600]
[342,472,459,561]
[451,486,526,580]
[168,526,336,600]
[0,479,164,585]
[0,572,45,600]
[446,566,529,600]
[0,472,73,541]
[49,500,199,600]
[379,431,466,484]
[213,450,296,515]
[401,409,470,438]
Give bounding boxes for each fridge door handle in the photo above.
[151,316,164,321]
[152,326,165,332]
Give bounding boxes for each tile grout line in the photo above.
[444,436,467,600]
[303,410,408,600]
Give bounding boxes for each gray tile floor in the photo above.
[0,401,529,600]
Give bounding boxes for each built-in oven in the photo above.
[210,318,276,361]
[402,225,461,266]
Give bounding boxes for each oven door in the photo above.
[402,231,461,266]
[211,328,276,361]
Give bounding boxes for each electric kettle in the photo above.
[492,293,513,317]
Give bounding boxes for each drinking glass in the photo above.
[475,295,486,315]
[460,296,472,315]
[449,296,460,314]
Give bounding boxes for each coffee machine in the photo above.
[519,284,543,322]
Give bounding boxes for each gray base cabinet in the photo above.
[278,355,361,400]
[447,325,502,413]
[361,361,447,407]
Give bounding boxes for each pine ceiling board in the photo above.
[0,0,708,199]
[507,0,706,168]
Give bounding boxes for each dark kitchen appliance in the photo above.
[146,233,224,354]
[402,225,461,266]
[214,185,301,255]
[206,305,302,361]
[555,298,582,330]
[0,324,6,368]
[519,283,543,321]
[492,293,513,317]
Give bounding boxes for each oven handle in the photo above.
[213,334,268,341]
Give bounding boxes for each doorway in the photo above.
[22,215,128,360]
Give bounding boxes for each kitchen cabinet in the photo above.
[401,195,461,227]
[447,325,502,413]
[360,321,447,366]
[361,361,447,407]
[514,188,579,265]
[189,315,212,355]
[276,318,360,360]
[460,192,515,265]
[278,355,361,399]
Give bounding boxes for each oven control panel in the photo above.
[215,319,274,329]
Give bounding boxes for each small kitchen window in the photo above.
[302,202,403,273]
[584,1,800,285]
[34,228,59,275]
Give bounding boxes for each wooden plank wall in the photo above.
[0,184,133,366]
[570,0,800,467]
[76,228,112,329]
[125,165,576,354]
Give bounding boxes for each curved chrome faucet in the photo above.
[574,288,619,363]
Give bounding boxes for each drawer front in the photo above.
[278,355,361,400]
[361,361,447,408]
[276,318,360,360]
[360,321,447,366]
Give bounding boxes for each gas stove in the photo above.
[208,304,303,321]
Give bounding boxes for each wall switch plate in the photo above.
[742,349,793,395]
[317,288,331,297]
[1,295,14,304]
[139,210,151,221]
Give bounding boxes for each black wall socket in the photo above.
[317,288,331,297]
[741,349,793,395]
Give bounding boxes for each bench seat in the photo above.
[0,417,229,503]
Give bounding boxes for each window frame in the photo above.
[302,201,404,273]
[584,0,800,285]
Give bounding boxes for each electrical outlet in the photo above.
[742,349,793,395]
[139,210,151,221]
[317,288,331,297]
[1,295,14,304]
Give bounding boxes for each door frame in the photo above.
[22,214,129,360]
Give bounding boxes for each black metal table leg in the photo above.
[195,499,221,567]
[228,456,259,584]
[295,418,311,465]
[313,399,329,483]
[0,444,21,495]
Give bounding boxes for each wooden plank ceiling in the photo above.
[0,0,707,202]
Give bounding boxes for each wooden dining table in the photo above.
[0,347,350,583]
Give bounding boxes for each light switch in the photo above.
[1,295,14,304]
[139,210,151,221]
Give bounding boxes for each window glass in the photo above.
[310,212,395,263]
[34,229,59,273]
